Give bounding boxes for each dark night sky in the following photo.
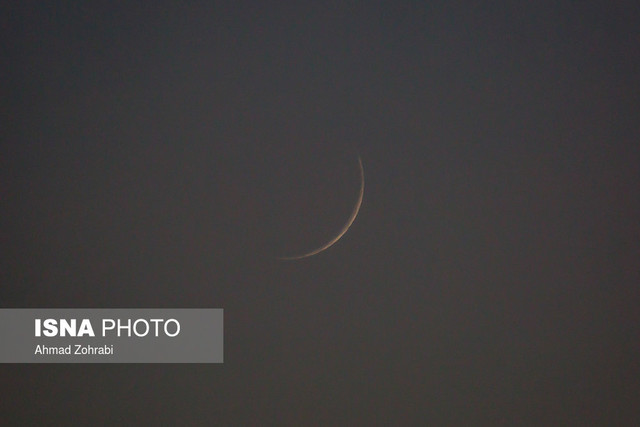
[2,1,639,424]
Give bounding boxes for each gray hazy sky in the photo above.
[2,1,639,424]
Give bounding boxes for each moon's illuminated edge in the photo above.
[277,155,365,261]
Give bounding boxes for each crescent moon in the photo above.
[278,155,365,260]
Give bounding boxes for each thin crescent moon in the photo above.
[278,156,365,260]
